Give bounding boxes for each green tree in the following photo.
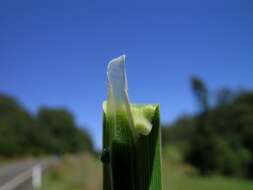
[0,94,34,156]
[36,107,93,154]
[0,93,93,157]
[191,77,209,112]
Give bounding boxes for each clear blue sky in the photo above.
[0,0,253,149]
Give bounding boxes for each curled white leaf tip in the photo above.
[107,55,128,104]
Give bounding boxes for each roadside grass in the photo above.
[40,154,102,190]
[163,145,253,190]
[163,160,253,190]
[40,152,253,190]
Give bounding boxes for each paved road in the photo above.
[0,158,56,190]
[13,179,33,190]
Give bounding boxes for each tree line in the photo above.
[1,78,253,179]
[162,77,253,179]
[0,94,93,157]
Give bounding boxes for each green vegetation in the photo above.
[40,154,102,190]
[40,152,253,190]
[162,77,253,178]
[103,55,162,190]
[0,94,93,157]
[163,146,253,190]
[165,166,253,190]
[103,103,162,190]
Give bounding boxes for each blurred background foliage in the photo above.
[0,94,93,157]
[162,77,253,179]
